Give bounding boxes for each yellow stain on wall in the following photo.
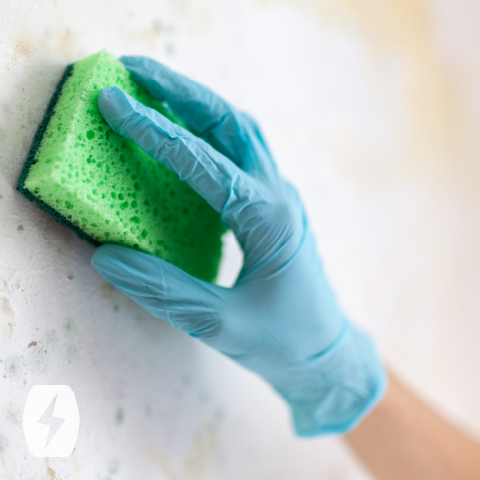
[258,0,480,408]
[145,420,219,480]
[258,0,473,195]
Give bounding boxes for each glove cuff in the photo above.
[287,321,387,437]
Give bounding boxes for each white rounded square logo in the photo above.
[23,385,80,457]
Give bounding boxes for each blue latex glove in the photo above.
[91,56,387,436]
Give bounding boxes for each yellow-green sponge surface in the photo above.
[19,51,226,282]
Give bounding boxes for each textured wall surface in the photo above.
[1,0,480,478]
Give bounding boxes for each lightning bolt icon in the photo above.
[38,394,66,448]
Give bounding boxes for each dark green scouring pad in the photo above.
[17,50,227,282]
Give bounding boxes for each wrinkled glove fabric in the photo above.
[91,55,387,436]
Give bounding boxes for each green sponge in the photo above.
[17,51,226,282]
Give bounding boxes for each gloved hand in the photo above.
[91,56,387,436]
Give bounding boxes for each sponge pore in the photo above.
[17,50,227,282]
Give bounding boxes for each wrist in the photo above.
[280,322,388,437]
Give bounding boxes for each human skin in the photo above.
[345,371,480,480]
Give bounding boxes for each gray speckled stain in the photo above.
[0,277,18,338]
[0,432,7,461]
[27,330,57,374]
[99,282,123,312]
[115,407,125,425]
[62,319,78,364]
[3,354,23,378]
[6,408,22,428]
[65,344,78,364]
[63,317,77,333]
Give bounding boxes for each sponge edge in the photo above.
[17,51,227,283]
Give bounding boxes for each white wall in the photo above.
[1,0,480,478]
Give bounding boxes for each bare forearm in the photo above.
[345,371,480,480]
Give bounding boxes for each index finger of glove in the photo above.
[120,55,273,174]
[98,86,253,214]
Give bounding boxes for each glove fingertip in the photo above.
[120,55,148,67]
[90,244,117,272]
[120,55,166,78]
[119,55,136,64]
